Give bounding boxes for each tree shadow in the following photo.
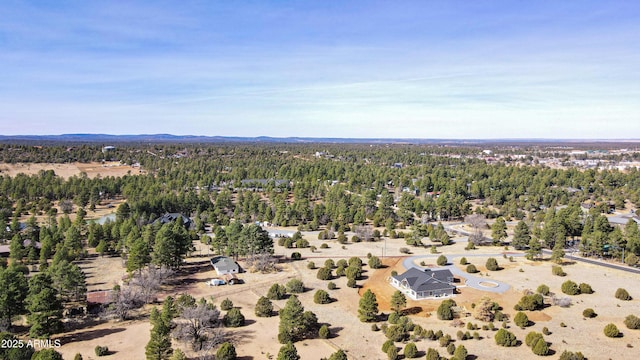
[402,307,423,316]
[329,326,344,338]
[56,327,126,343]
[243,319,257,327]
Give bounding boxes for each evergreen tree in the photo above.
[0,267,28,330]
[153,221,192,269]
[127,237,152,273]
[215,342,237,360]
[328,349,348,360]
[390,290,407,313]
[358,289,379,322]
[491,217,507,244]
[277,342,300,360]
[145,308,173,360]
[26,273,63,338]
[511,220,531,250]
[255,296,274,317]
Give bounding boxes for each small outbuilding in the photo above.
[210,256,240,275]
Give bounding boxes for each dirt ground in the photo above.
[0,161,143,179]
[52,228,640,360]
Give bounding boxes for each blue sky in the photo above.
[1,1,639,138]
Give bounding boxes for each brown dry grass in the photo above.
[0,161,142,179]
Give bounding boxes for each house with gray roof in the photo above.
[210,256,240,275]
[390,268,455,300]
[154,213,192,229]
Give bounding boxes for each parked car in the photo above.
[207,279,226,286]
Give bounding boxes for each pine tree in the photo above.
[255,296,274,317]
[0,267,28,330]
[390,290,407,313]
[278,295,305,343]
[26,273,63,338]
[512,221,532,250]
[145,308,173,360]
[215,342,237,360]
[491,217,507,244]
[358,289,379,322]
[277,342,300,360]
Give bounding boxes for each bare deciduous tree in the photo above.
[465,214,488,245]
[246,251,278,273]
[172,301,225,353]
[109,286,143,321]
[354,225,374,242]
[129,265,174,304]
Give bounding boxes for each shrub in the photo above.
[604,323,620,338]
[382,339,395,353]
[221,298,234,311]
[404,342,418,358]
[437,255,448,266]
[369,256,382,269]
[583,308,597,318]
[525,331,544,347]
[94,346,109,357]
[460,257,468,265]
[579,283,594,294]
[267,283,286,300]
[514,311,529,328]
[328,281,337,290]
[446,343,455,355]
[320,243,329,249]
[223,308,245,327]
[74,354,83,360]
[399,247,411,254]
[453,344,468,359]
[314,290,332,304]
[536,284,550,295]
[561,280,580,295]
[317,267,332,280]
[466,264,478,273]
[319,324,330,339]
[255,296,274,317]
[347,278,356,288]
[425,348,440,360]
[494,329,517,347]
[532,337,549,356]
[615,288,632,300]
[388,312,400,324]
[371,323,379,331]
[437,299,456,320]
[286,279,304,293]
[514,293,544,311]
[438,334,452,347]
[552,265,566,276]
[335,266,345,277]
[307,261,316,269]
[386,346,399,360]
[624,314,640,329]
[291,252,302,260]
[542,327,551,335]
[216,342,237,360]
[486,257,499,271]
[559,350,586,360]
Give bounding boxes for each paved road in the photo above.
[541,249,640,275]
[401,254,512,294]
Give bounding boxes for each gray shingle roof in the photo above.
[392,268,454,292]
[210,256,239,272]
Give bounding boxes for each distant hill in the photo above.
[0,134,638,145]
